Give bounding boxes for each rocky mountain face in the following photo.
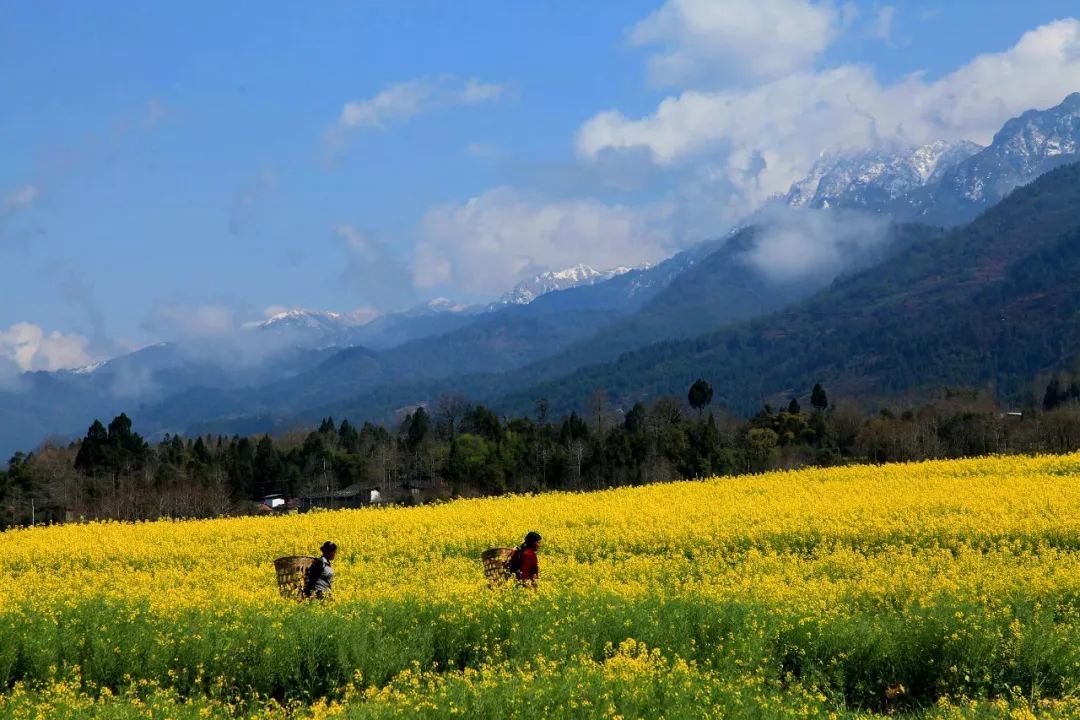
[784,93,1080,226]
[911,92,1080,225]
[785,140,983,212]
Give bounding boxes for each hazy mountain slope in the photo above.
[181,156,1076,437]
[345,309,481,350]
[1,254,696,449]
[494,162,1080,416]
[183,219,939,438]
[0,343,340,458]
[139,304,625,436]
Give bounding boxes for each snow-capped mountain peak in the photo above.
[784,139,983,211]
[495,264,643,306]
[424,297,470,313]
[780,94,1080,226]
[237,308,382,349]
[70,360,107,375]
[246,308,380,333]
[942,92,1080,205]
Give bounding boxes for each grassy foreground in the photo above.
[1,455,1079,718]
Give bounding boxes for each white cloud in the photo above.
[738,206,891,281]
[0,322,95,372]
[1,184,39,216]
[229,167,277,235]
[413,188,673,296]
[0,184,41,246]
[872,5,897,42]
[630,0,840,87]
[578,19,1080,207]
[327,76,504,153]
[144,303,238,341]
[0,356,22,391]
[336,224,417,310]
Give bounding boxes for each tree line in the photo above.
[4,380,1080,528]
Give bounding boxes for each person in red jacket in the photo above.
[511,531,541,585]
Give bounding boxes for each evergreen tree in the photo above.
[74,420,110,476]
[624,402,648,435]
[192,437,211,465]
[405,407,431,450]
[536,397,550,426]
[811,384,829,412]
[74,414,147,478]
[228,437,255,499]
[463,405,502,442]
[1043,378,1065,411]
[107,413,149,476]
[252,436,283,498]
[687,379,714,416]
[338,419,360,453]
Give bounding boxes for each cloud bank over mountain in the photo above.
[412,188,674,297]
[578,12,1080,211]
[0,322,95,373]
[412,7,1080,304]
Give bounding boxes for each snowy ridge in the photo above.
[784,140,983,211]
[245,308,381,332]
[781,93,1080,225]
[405,297,471,316]
[494,263,645,306]
[937,92,1080,206]
[70,360,107,375]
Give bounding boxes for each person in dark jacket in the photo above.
[303,541,337,599]
[514,531,541,585]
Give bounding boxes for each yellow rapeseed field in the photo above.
[1,454,1079,718]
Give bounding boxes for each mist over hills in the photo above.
[497,160,1080,416]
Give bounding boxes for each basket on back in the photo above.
[274,555,315,599]
[482,547,515,583]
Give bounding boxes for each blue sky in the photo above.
[3,1,1080,370]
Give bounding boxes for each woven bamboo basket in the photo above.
[274,555,316,599]
[482,547,515,583]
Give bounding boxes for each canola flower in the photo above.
[1,454,1079,718]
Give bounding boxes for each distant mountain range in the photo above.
[5,94,1080,456]
[238,265,645,350]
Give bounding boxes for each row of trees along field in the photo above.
[5,379,1080,527]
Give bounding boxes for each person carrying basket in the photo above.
[303,541,337,599]
[506,531,541,586]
